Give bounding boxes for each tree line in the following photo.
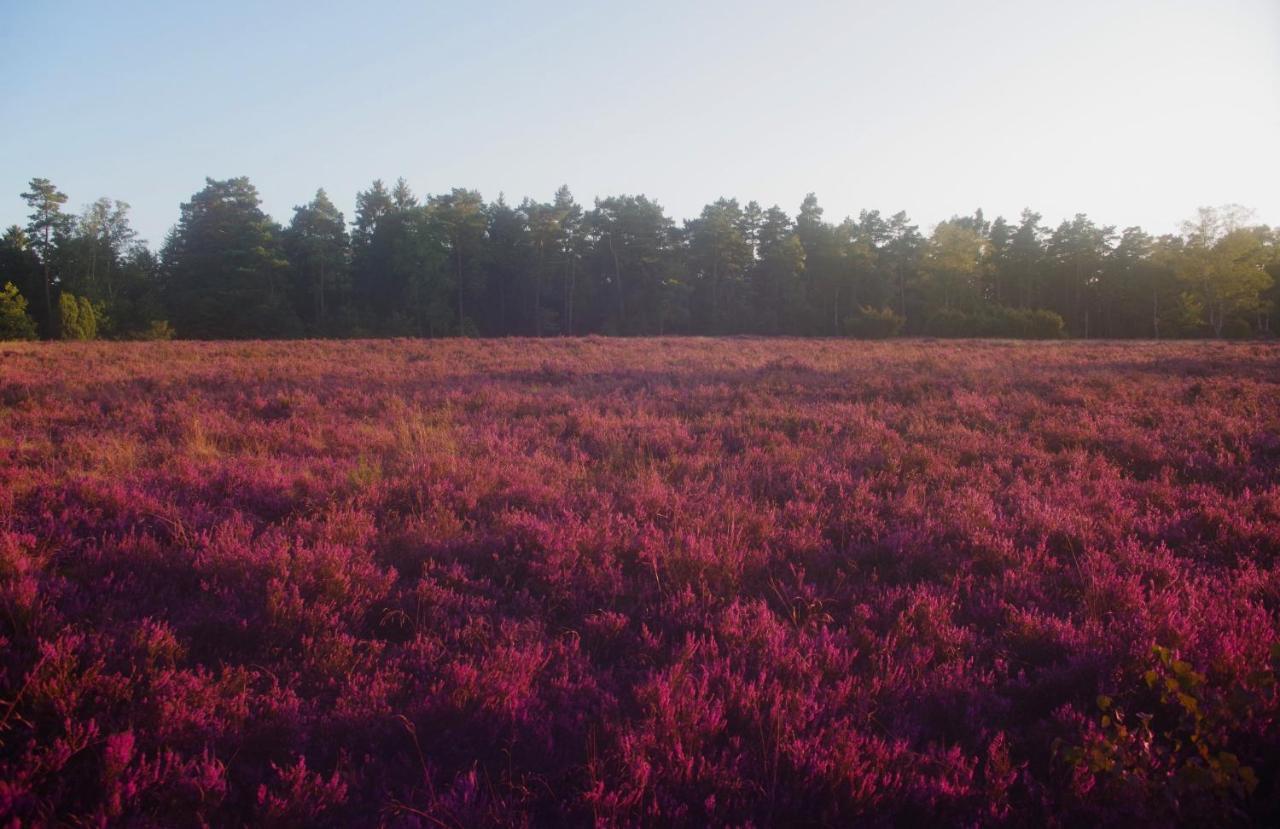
[2,176,1276,341]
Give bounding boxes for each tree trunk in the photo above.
[711,259,719,334]
[456,244,465,336]
[1152,283,1160,340]
[898,264,906,319]
[1074,260,1083,336]
[42,222,56,338]
[609,235,624,331]
[562,258,570,336]
[318,254,326,325]
[566,256,576,335]
[534,243,544,336]
[43,261,54,338]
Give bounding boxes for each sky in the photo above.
[1,0,1278,248]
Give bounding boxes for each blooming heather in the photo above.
[1,338,1278,826]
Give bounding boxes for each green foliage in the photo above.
[430,188,488,335]
[926,305,1064,338]
[687,198,754,333]
[21,178,71,336]
[1162,291,1207,337]
[795,193,852,334]
[21,178,71,259]
[1056,644,1278,821]
[1015,308,1066,339]
[1,226,44,333]
[1045,213,1115,336]
[9,176,1278,341]
[285,189,349,332]
[751,206,806,334]
[586,194,683,335]
[61,198,138,297]
[844,305,905,338]
[354,194,452,337]
[920,221,987,313]
[58,292,100,340]
[161,177,300,339]
[138,319,175,341]
[1221,317,1253,340]
[925,308,977,337]
[0,281,38,340]
[1172,208,1273,337]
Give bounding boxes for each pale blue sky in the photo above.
[2,0,1277,247]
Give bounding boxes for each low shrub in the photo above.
[844,305,905,339]
[137,319,176,341]
[926,305,1065,338]
[0,281,38,340]
[1,338,1278,824]
[58,292,101,340]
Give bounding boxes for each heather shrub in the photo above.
[1,338,1278,825]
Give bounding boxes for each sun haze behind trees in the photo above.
[0,176,1276,342]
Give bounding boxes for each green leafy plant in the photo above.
[58,292,101,340]
[1056,643,1278,819]
[138,319,175,341]
[844,305,905,339]
[0,281,38,340]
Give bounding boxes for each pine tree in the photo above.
[21,178,71,337]
[161,177,299,338]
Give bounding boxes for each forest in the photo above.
[2,176,1277,342]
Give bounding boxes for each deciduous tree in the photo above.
[1175,207,1272,337]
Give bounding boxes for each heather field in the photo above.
[3,338,1280,827]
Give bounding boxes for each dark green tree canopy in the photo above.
[21,178,71,335]
[162,177,299,339]
[285,188,349,331]
[0,281,39,340]
[6,177,1277,340]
